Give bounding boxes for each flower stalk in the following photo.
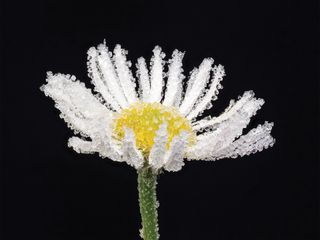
[138,167,159,240]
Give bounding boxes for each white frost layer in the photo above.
[188,91,265,159]
[41,72,113,139]
[136,57,150,102]
[68,136,122,162]
[113,45,138,104]
[148,46,165,103]
[162,50,185,107]
[179,58,214,116]
[149,123,168,171]
[192,91,264,132]
[187,64,225,120]
[87,46,121,111]
[164,131,188,172]
[122,128,144,169]
[187,122,275,160]
[96,44,129,108]
[213,122,275,159]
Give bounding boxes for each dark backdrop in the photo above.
[1,0,318,239]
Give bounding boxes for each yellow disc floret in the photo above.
[113,102,196,156]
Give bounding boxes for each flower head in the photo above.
[41,42,275,173]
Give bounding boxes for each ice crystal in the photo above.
[41,41,275,172]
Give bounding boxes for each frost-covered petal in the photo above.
[148,46,165,103]
[136,57,150,101]
[87,46,121,111]
[41,73,113,139]
[163,131,188,172]
[183,68,197,101]
[68,137,96,154]
[68,136,122,161]
[187,64,225,120]
[93,44,129,109]
[122,128,144,169]
[213,122,275,160]
[189,91,265,158]
[162,50,185,107]
[187,122,275,160]
[149,122,168,170]
[192,91,264,132]
[113,45,139,104]
[179,58,213,116]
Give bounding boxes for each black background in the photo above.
[1,0,318,239]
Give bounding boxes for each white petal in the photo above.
[179,58,213,116]
[68,136,122,162]
[148,46,165,103]
[162,50,185,107]
[213,122,275,160]
[164,131,188,172]
[122,128,144,169]
[113,45,139,104]
[188,92,265,160]
[183,68,198,100]
[187,64,225,120]
[41,73,113,139]
[68,137,96,154]
[148,122,168,170]
[87,47,121,111]
[192,91,264,132]
[95,44,129,109]
[187,122,275,160]
[136,57,150,101]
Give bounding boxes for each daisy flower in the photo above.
[41,41,275,240]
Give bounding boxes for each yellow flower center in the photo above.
[113,102,196,156]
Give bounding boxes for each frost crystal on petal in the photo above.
[95,44,129,109]
[87,47,121,111]
[68,136,122,161]
[179,58,213,116]
[41,73,113,139]
[68,137,97,154]
[149,123,168,171]
[192,91,264,132]
[148,46,165,103]
[136,57,151,102]
[162,50,185,107]
[122,128,144,169]
[187,64,225,120]
[113,45,139,104]
[188,122,275,161]
[212,122,275,159]
[164,131,188,172]
[189,91,265,160]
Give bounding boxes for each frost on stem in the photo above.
[138,168,159,240]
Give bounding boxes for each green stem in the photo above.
[138,167,159,240]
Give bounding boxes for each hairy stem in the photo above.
[138,167,159,240]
